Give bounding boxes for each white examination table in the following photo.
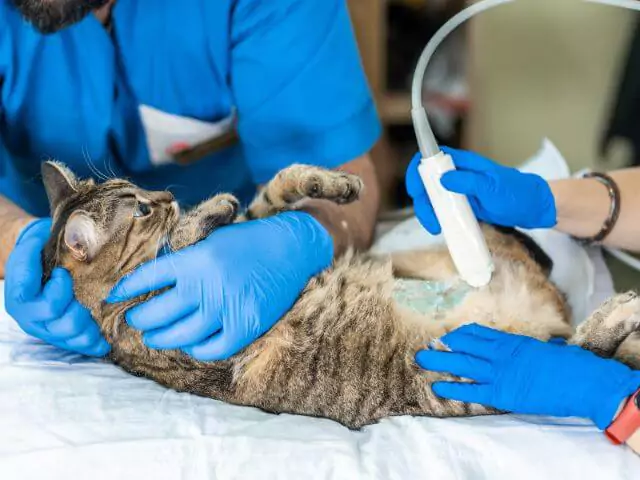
[1,140,639,479]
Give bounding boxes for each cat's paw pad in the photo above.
[300,171,363,205]
[301,175,324,199]
[334,174,363,204]
[601,291,640,333]
[205,193,238,209]
[215,196,239,212]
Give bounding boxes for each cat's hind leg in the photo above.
[243,165,363,220]
[570,292,640,364]
[613,336,640,371]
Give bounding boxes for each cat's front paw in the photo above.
[198,194,240,224]
[299,170,363,205]
[170,194,241,250]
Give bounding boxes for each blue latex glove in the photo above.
[5,219,110,357]
[107,211,333,361]
[416,324,640,429]
[405,147,557,235]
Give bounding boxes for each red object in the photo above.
[605,388,640,445]
[166,142,191,155]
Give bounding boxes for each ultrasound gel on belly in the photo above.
[392,279,471,316]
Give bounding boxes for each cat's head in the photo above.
[41,161,180,285]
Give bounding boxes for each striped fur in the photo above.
[40,161,640,429]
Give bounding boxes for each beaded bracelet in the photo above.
[572,172,621,246]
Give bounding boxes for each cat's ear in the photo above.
[42,161,79,214]
[64,211,102,262]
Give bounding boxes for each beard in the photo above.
[11,0,110,34]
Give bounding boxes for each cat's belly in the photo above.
[392,279,472,316]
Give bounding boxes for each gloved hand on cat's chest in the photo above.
[107,211,333,361]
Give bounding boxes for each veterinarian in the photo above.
[407,147,640,453]
[0,1,381,360]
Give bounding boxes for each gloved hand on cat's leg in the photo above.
[415,324,640,429]
[107,211,333,361]
[5,218,111,357]
[405,147,557,234]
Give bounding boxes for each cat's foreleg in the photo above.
[241,165,363,221]
[168,194,240,250]
[570,292,640,362]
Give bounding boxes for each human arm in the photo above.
[550,170,640,251]
[0,141,109,358]
[231,0,380,256]
[406,148,640,251]
[0,19,108,356]
[0,195,35,277]
[297,153,379,256]
[415,324,640,454]
[0,114,109,356]
[625,411,640,453]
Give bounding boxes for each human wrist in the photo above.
[533,176,557,228]
[1,215,42,279]
[611,397,631,425]
[549,177,610,238]
[592,372,640,430]
[549,179,580,230]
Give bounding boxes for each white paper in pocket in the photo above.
[138,104,236,166]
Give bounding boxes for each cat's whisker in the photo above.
[163,227,175,254]
[109,160,118,179]
[82,152,101,180]
[151,222,169,271]
[82,146,109,182]
[103,157,118,180]
[153,232,163,259]
[166,248,180,275]
[85,161,101,181]
[162,224,181,276]
[163,184,186,192]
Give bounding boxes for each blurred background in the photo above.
[347,0,640,289]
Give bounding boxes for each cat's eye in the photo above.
[133,202,152,218]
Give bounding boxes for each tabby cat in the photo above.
[39,161,640,429]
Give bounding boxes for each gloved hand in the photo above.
[416,324,640,429]
[405,147,557,235]
[107,211,333,361]
[5,218,111,357]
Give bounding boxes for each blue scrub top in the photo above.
[0,0,380,216]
